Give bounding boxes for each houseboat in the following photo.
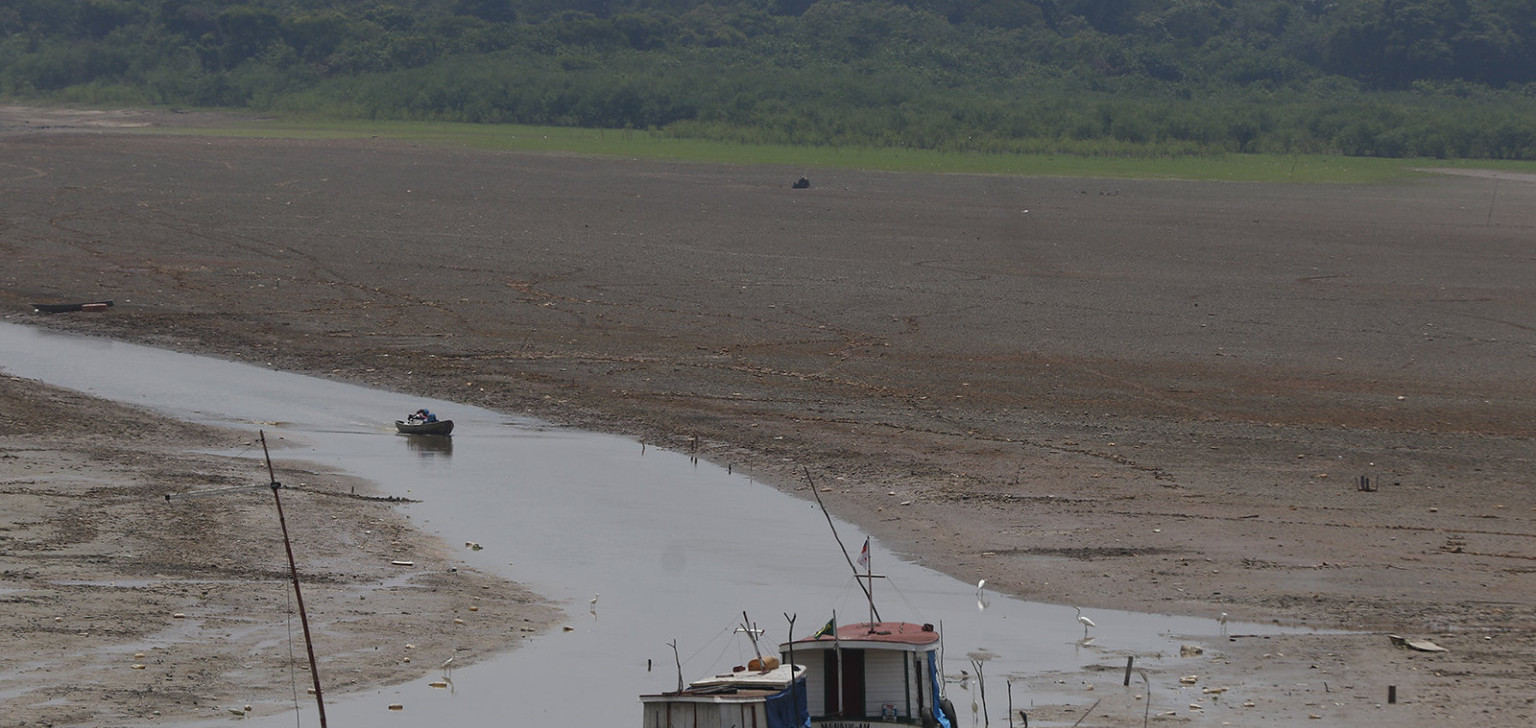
[778,619,953,726]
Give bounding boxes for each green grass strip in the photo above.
[155,116,1536,184]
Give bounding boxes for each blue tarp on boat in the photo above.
[764,676,811,728]
[929,651,952,728]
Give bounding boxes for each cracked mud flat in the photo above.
[2,107,1535,726]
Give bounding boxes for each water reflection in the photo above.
[0,322,1327,727]
[400,432,454,457]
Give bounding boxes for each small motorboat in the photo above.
[396,416,453,436]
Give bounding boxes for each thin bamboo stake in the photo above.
[804,467,880,623]
[262,431,326,728]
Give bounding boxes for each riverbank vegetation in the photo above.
[4,0,1535,160]
[173,117,1536,182]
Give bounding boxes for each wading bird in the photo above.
[1074,606,1096,637]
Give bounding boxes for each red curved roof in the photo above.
[785,621,940,648]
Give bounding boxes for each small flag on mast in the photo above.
[856,537,870,569]
[814,615,836,639]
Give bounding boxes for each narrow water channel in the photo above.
[0,322,1310,727]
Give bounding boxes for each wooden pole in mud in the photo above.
[1007,678,1013,726]
[262,431,327,728]
[1140,671,1151,728]
[1071,698,1100,727]
[972,659,989,727]
[785,613,803,726]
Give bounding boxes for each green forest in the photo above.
[4,0,1536,159]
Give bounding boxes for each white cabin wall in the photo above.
[642,702,765,728]
[790,651,828,715]
[863,651,911,719]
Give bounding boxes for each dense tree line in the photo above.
[3,0,1535,158]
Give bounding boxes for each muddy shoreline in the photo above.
[2,107,1535,726]
[0,374,561,726]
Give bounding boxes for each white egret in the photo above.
[1074,606,1096,637]
[1218,612,1229,635]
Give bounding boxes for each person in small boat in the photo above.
[411,408,438,424]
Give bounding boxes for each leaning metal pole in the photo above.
[262,431,327,728]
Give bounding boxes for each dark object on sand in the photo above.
[32,300,113,313]
[396,418,454,435]
[792,177,810,189]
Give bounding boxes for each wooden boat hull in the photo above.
[32,300,113,313]
[395,419,453,435]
